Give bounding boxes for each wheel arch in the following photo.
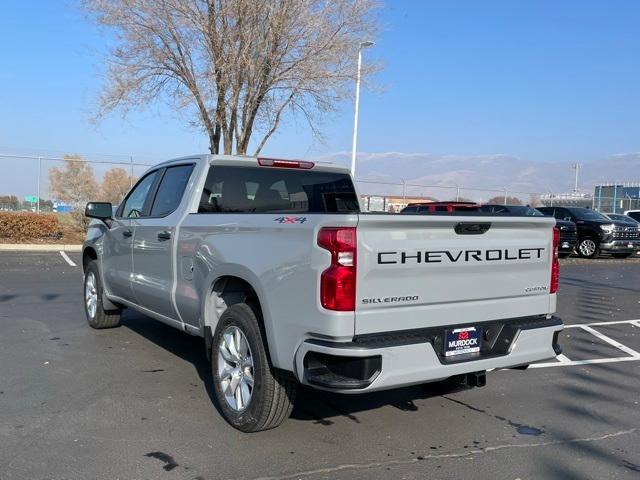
[82,246,98,272]
[201,268,279,367]
[82,245,120,311]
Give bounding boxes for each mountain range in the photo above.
[315,152,640,201]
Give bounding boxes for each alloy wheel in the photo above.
[217,326,254,412]
[85,272,98,319]
[579,239,596,257]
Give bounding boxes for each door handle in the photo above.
[157,230,172,240]
[122,229,133,238]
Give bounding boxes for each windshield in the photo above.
[481,205,543,216]
[571,208,608,221]
[508,206,543,216]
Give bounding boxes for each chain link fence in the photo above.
[0,153,154,213]
[1,153,638,214]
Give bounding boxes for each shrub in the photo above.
[0,212,61,241]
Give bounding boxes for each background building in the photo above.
[539,192,592,208]
[593,184,640,213]
[361,195,435,212]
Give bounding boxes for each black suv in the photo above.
[480,205,577,257]
[537,207,640,258]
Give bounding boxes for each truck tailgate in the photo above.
[355,214,555,335]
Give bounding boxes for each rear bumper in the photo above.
[294,316,562,393]
[559,239,576,252]
[599,239,640,252]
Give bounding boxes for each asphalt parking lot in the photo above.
[1,253,639,480]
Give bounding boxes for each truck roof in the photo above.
[152,154,351,175]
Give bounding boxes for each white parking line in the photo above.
[530,356,640,369]
[527,318,640,369]
[578,325,640,358]
[564,319,640,328]
[59,251,77,267]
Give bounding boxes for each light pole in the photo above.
[571,163,581,192]
[351,40,374,178]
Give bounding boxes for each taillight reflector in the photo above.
[551,226,559,294]
[317,227,357,311]
[258,158,314,169]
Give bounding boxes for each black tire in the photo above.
[577,237,599,259]
[613,253,632,259]
[211,303,297,432]
[83,260,121,329]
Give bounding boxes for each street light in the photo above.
[350,40,374,178]
[571,163,581,192]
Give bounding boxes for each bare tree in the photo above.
[84,0,379,155]
[101,167,135,205]
[49,155,100,229]
[529,194,541,208]
[49,155,99,208]
[486,195,523,206]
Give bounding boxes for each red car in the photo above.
[401,201,479,214]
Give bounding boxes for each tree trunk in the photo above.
[210,123,222,154]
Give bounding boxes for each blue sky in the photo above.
[0,0,639,166]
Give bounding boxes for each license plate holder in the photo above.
[444,327,482,358]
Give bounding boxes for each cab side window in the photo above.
[120,171,158,218]
[150,165,194,217]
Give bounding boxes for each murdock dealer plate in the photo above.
[445,327,481,357]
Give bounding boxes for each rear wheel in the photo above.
[613,253,632,259]
[211,303,297,432]
[84,260,121,329]
[577,237,598,258]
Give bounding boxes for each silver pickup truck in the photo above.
[83,155,562,431]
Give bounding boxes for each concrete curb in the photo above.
[0,244,82,252]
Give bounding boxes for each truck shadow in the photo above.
[120,312,226,418]
[120,311,467,424]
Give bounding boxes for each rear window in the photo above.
[627,211,640,222]
[198,166,359,214]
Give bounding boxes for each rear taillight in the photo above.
[317,227,357,311]
[550,226,559,294]
[257,157,314,169]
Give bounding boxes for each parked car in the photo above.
[623,209,640,223]
[537,207,639,258]
[479,205,577,258]
[479,204,542,216]
[401,201,479,214]
[83,155,562,432]
[604,213,640,224]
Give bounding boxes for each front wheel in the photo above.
[211,303,297,432]
[577,238,598,258]
[84,260,121,329]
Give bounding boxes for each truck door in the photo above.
[131,164,194,320]
[103,170,160,301]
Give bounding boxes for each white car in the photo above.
[623,209,640,223]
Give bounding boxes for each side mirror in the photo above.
[85,202,113,221]
[563,217,572,222]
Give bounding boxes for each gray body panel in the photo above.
[83,154,561,390]
[131,217,177,319]
[101,218,135,301]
